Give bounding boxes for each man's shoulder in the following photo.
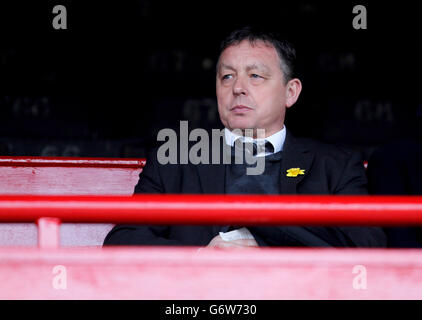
[289,135,367,195]
[290,135,358,160]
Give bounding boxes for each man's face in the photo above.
[216,40,299,137]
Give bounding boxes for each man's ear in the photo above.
[285,78,302,108]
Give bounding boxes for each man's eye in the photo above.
[222,74,232,80]
[251,74,262,79]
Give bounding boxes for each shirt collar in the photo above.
[224,126,286,155]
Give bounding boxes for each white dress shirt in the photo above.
[224,126,286,157]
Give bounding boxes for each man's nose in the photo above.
[232,77,248,96]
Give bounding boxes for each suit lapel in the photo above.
[197,163,226,194]
[196,132,227,194]
[196,129,315,195]
[280,131,315,194]
[196,132,230,235]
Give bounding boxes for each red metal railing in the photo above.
[0,156,146,168]
[1,194,422,299]
[6,157,420,299]
[0,194,422,248]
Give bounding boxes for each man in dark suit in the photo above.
[104,27,386,248]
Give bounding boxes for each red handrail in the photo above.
[1,194,422,248]
[1,194,422,298]
[0,194,421,225]
[0,156,146,168]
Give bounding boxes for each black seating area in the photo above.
[1,2,420,160]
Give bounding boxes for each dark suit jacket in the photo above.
[104,130,386,247]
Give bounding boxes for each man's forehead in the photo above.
[225,39,275,52]
[219,62,270,72]
[218,40,279,69]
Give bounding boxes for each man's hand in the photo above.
[207,234,258,248]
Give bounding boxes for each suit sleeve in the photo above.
[331,150,387,247]
[103,149,183,246]
[250,151,387,248]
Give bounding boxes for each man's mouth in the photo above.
[230,105,253,113]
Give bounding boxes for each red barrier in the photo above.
[0,156,145,195]
[0,194,422,248]
[0,157,421,299]
[0,156,146,246]
[1,247,422,299]
[0,156,146,168]
[0,194,421,225]
[0,195,421,299]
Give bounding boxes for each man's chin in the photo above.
[228,126,256,134]
[227,125,267,137]
[227,120,257,132]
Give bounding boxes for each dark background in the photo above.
[0,1,420,159]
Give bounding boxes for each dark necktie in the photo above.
[233,138,274,156]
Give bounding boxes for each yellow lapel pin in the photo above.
[286,168,305,177]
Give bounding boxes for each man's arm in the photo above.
[103,149,184,246]
[249,150,387,247]
[330,150,387,247]
[103,225,182,245]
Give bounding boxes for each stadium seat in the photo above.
[0,156,145,246]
